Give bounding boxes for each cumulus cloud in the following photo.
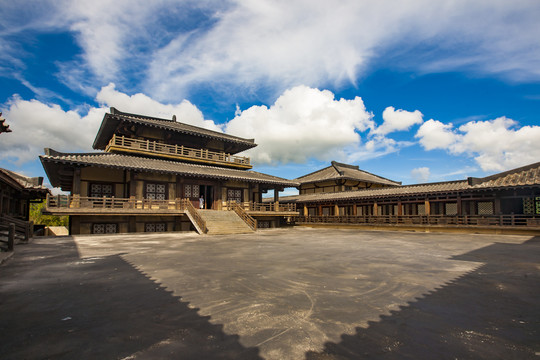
[411,167,430,183]
[225,85,375,164]
[0,97,105,164]
[0,83,223,164]
[96,83,222,132]
[415,117,540,171]
[373,106,423,135]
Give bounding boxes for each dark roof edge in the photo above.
[110,107,256,145]
[471,161,540,185]
[40,149,298,187]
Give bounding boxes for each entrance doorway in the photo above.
[200,185,214,209]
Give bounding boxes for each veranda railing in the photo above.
[293,214,540,227]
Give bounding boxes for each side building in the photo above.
[41,108,298,235]
[281,161,540,229]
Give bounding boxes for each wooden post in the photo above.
[8,223,15,251]
[425,199,430,215]
[334,204,339,216]
[373,202,378,216]
[397,201,402,216]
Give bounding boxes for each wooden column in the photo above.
[397,201,402,216]
[494,197,501,215]
[373,202,378,216]
[457,195,462,215]
[72,168,81,195]
[274,188,279,212]
[304,204,308,216]
[353,204,357,216]
[425,199,430,215]
[318,204,322,216]
[334,204,339,216]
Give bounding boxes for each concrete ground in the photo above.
[0,228,539,360]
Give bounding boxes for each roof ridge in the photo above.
[475,161,540,184]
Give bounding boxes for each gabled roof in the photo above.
[40,149,299,192]
[470,161,540,188]
[295,161,401,187]
[283,161,540,203]
[93,108,257,154]
[0,168,49,197]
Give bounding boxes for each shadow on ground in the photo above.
[0,237,260,360]
[306,237,540,359]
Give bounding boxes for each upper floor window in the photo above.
[90,183,113,198]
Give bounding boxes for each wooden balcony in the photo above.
[45,194,189,215]
[224,201,299,216]
[293,214,540,228]
[105,134,252,169]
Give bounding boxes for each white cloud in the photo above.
[2,1,540,101]
[373,106,423,135]
[225,85,375,164]
[415,119,458,151]
[411,167,430,183]
[0,83,223,164]
[0,96,105,164]
[95,83,223,132]
[416,117,540,171]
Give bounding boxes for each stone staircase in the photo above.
[198,210,254,235]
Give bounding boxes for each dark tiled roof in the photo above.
[93,108,256,153]
[472,161,540,188]
[283,180,470,203]
[285,161,540,204]
[0,112,11,133]
[0,168,49,195]
[40,149,298,188]
[295,161,401,186]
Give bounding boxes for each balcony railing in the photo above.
[294,215,540,227]
[223,201,297,213]
[46,194,188,213]
[106,134,251,168]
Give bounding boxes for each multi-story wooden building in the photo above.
[41,108,298,235]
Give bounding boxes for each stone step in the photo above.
[198,210,254,235]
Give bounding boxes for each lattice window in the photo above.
[418,204,425,215]
[146,183,166,200]
[93,223,117,234]
[192,185,199,198]
[145,223,167,232]
[524,197,534,214]
[258,221,270,228]
[227,189,242,203]
[536,197,540,215]
[478,201,494,215]
[184,184,192,198]
[90,183,113,198]
[445,203,458,215]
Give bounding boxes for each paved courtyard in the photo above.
[1,228,539,359]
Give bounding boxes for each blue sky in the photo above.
[1,0,540,195]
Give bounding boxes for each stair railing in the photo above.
[228,201,257,231]
[182,199,207,234]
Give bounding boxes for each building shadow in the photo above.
[0,238,261,360]
[306,237,540,360]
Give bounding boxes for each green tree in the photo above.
[30,200,68,226]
